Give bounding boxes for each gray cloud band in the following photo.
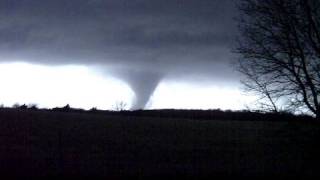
[0,0,238,109]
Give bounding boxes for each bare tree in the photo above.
[113,101,128,111]
[236,0,320,119]
[239,63,280,113]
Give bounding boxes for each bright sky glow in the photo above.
[149,81,257,110]
[0,62,257,110]
[0,62,134,110]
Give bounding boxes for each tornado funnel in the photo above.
[112,69,163,110]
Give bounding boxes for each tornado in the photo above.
[111,69,163,110]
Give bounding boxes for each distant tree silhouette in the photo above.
[90,107,98,112]
[27,104,38,110]
[236,0,320,119]
[113,101,127,111]
[19,104,28,110]
[58,104,71,112]
[12,103,20,109]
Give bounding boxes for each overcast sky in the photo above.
[0,0,255,110]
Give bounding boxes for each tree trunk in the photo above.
[316,111,320,121]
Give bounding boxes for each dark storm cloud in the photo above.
[0,0,238,109]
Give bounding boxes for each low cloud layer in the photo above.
[0,0,238,109]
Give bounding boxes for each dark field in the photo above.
[0,108,320,178]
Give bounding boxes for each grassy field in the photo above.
[0,108,320,178]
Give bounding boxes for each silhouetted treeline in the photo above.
[1,105,315,122]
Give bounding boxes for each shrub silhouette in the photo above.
[61,104,71,112]
[19,104,28,110]
[28,104,38,110]
[90,107,98,112]
[52,104,72,112]
[12,103,20,109]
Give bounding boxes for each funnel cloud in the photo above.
[0,0,239,109]
[119,71,163,110]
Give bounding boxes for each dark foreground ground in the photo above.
[0,108,320,179]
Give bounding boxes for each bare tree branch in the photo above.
[235,0,320,119]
